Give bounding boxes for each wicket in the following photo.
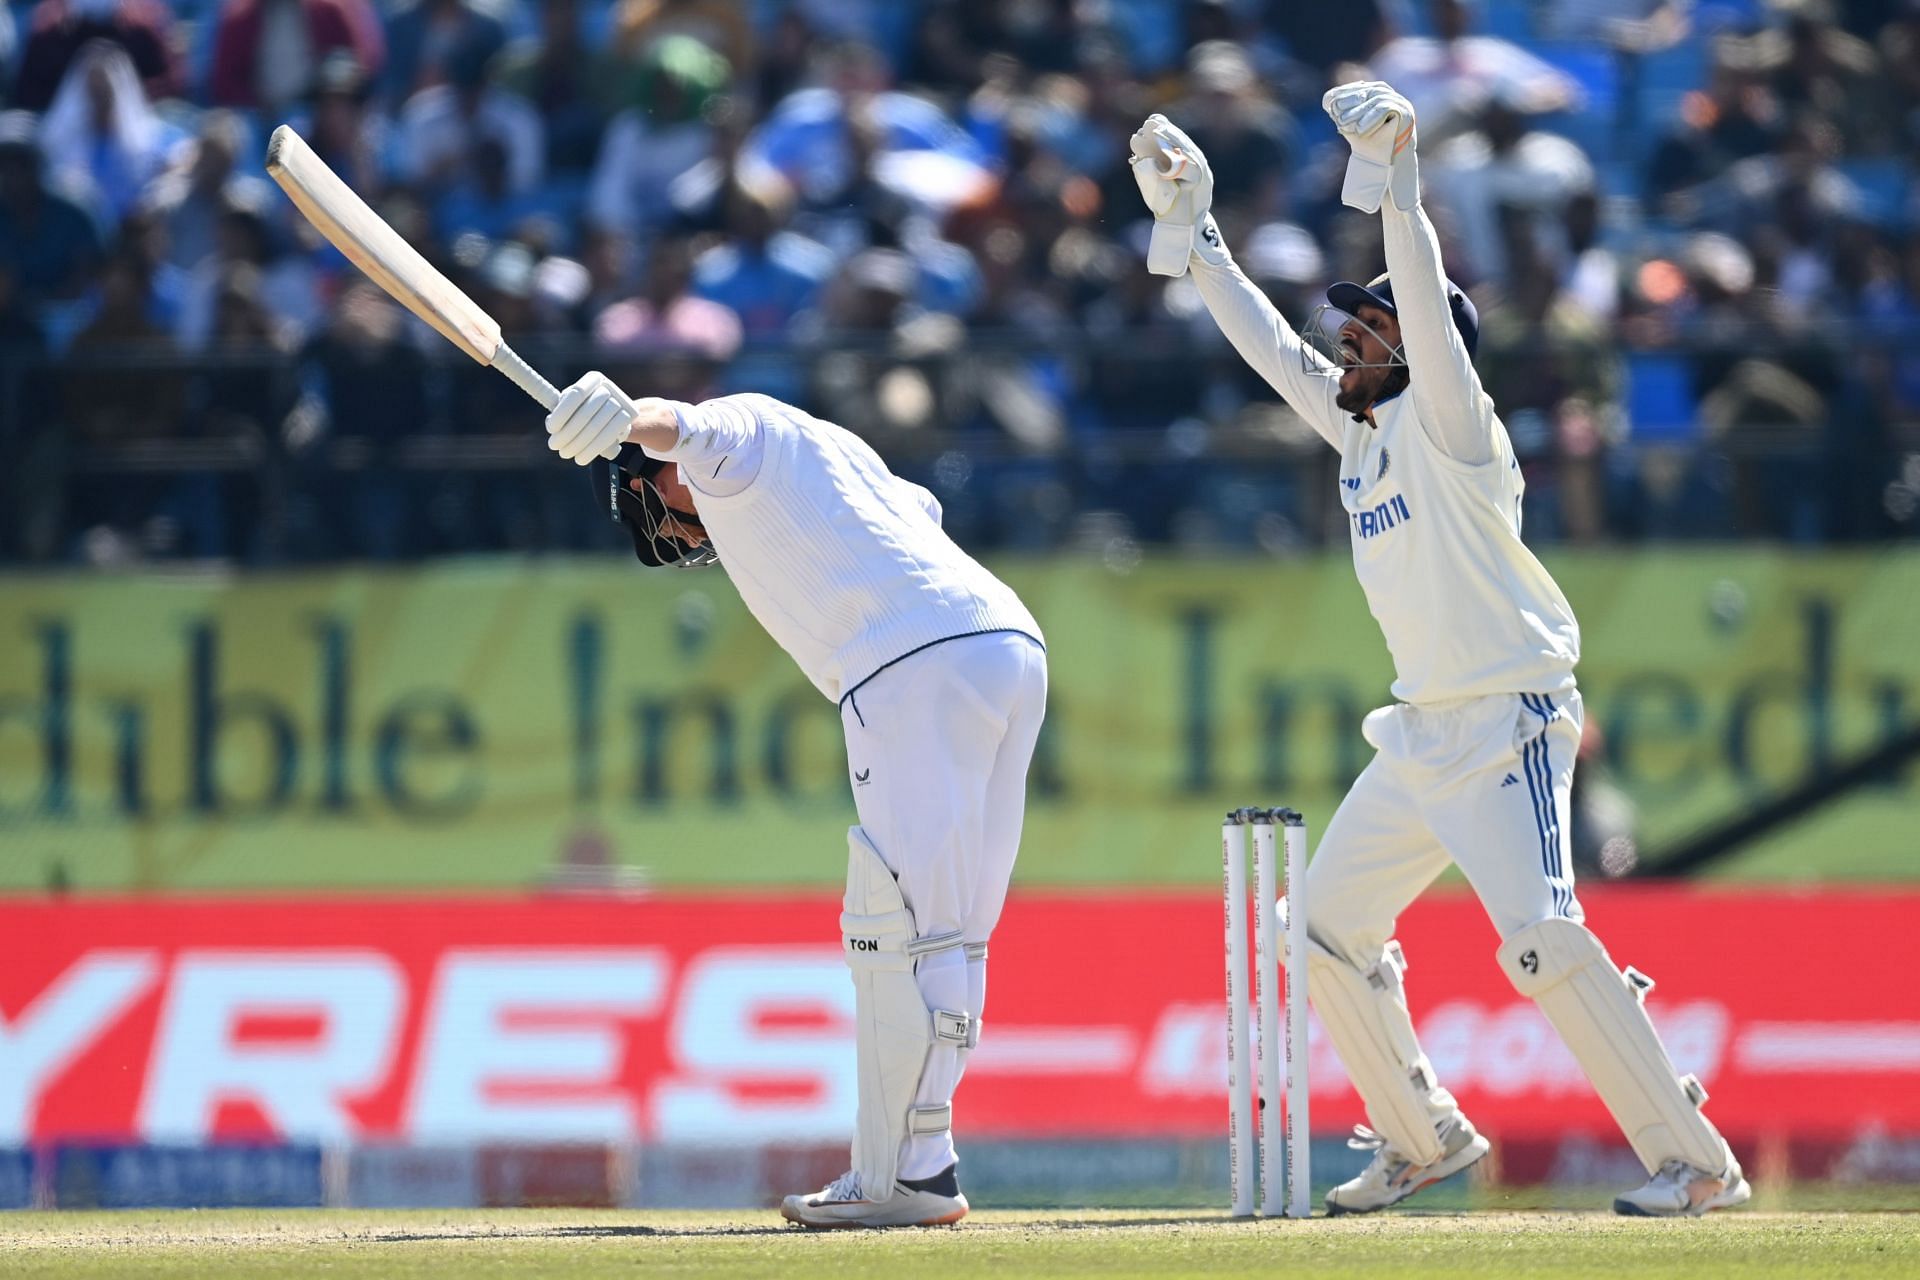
[1222,806,1310,1218]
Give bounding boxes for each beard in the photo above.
[1336,364,1410,418]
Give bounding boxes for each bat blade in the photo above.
[265,124,500,366]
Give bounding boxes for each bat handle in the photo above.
[491,342,561,411]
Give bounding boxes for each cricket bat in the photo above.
[264,124,559,410]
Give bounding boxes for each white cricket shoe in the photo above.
[779,1166,970,1229]
[1324,1116,1491,1216]
[1613,1159,1752,1217]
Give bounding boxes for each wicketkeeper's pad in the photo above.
[1307,937,1457,1165]
[1498,917,1733,1177]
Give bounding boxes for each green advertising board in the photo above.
[1,550,1915,891]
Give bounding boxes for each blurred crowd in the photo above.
[0,0,1915,562]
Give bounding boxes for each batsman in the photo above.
[540,386,1047,1228]
[1132,82,1750,1218]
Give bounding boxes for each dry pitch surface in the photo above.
[2,1208,1917,1278]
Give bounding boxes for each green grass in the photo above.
[2,1208,1916,1279]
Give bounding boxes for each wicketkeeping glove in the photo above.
[1129,114,1215,277]
[1322,80,1420,214]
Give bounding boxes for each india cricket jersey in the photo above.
[1335,390,1577,704]
[1189,203,1578,706]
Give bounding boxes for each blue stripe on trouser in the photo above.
[1519,735,1560,916]
[1520,695,1569,916]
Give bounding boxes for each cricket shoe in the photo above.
[1613,1159,1752,1218]
[1324,1116,1491,1216]
[780,1166,969,1229]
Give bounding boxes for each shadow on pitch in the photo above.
[363,1214,1237,1243]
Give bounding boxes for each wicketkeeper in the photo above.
[1131,82,1749,1218]
[542,383,1048,1228]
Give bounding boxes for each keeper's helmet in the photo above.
[1302,271,1480,373]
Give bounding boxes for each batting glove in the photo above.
[545,371,637,466]
[1129,114,1215,277]
[1322,81,1420,214]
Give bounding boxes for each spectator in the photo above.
[0,262,46,355]
[592,234,742,363]
[0,8,17,103]
[738,42,993,214]
[12,0,178,112]
[1476,205,1621,541]
[586,35,730,237]
[114,205,184,330]
[1263,0,1392,81]
[1426,97,1597,283]
[1730,0,1893,153]
[208,0,386,113]
[754,6,817,107]
[63,246,177,441]
[176,193,320,350]
[285,51,390,201]
[493,0,610,172]
[143,110,275,273]
[1880,7,1920,149]
[688,175,833,336]
[396,25,543,196]
[0,111,102,309]
[451,239,541,436]
[211,269,287,351]
[290,281,431,557]
[1560,190,1621,322]
[39,39,175,225]
[382,0,505,102]
[1165,42,1292,212]
[297,280,426,442]
[1690,112,1864,239]
[610,0,752,78]
[432,134,558,248]
[1646,55,1785,213]
[1365,0,1583,143]
[905,0,988,93]
[1538,0,1690,52]
[812,245,917,336]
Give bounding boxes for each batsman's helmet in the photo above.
[607,448,717,568]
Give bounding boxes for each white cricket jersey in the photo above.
[1189,201,1579,705]
[649,393,1043,702]
[1334,391,1577,703]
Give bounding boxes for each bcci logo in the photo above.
[1378,448,1391,481]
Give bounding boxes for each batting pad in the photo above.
[840,827,968,1196]
[1307,938,1455,1165]
[1497,918,1732,1177]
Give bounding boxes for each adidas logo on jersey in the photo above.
[1500,773,1520,788]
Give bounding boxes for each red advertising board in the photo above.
[3,888,1917,1148]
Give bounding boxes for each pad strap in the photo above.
[932,1008,977,1048]
[909,1104,952,1136]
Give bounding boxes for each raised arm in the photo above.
[1129,115,1345,448]
[1380,202,1497,463]
[1324,81,1498,464]
[1188,231,1347,448]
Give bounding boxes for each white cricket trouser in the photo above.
[839,630,1049,1181]
[1308,689,1584,965]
